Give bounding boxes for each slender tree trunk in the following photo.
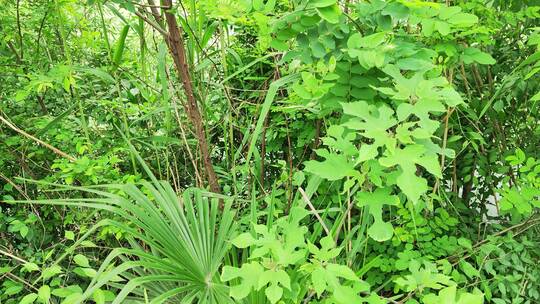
[37,95,47,114]
[158,0,221,194]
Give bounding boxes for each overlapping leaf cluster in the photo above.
[287,0,470,241]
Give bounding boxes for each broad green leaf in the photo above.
[52,285,83,297]
[23,262,39,272]
[60,293,83,304]
[258,269,291,290]
[357,188,399,241]
[365,293,386,304]
[380,144,442,178]
[73,267,97,278]
[0,266,14,275]
[458,238,473,250]
[304,150,357,181]
[457,292,484,304]
[74,67,115,83]
[311,267,327,296]
[309,236,342,261]
[326,263,359,281]
[350,32,387,49]
[434,21,451,36]
[357,50,386,68]
[396,57,434,71]
[221,262,264,300]
[424,285,456,304]
[460,260,479,279]
[311,40,326,58]
[253,0,264,10]
[20,225,29,237]
[73,254,90,268]
[15,90,30,101]
[270,39,288,51]
[112,25,129,67]
[43,265,63,280]
[332,285,363,303]
[358,144,380,162]
[263,0,276,12]
[231,232,256,248]
[439,87,464,106]
[422,19,436,37]
[64,231,75,240]
[462,48,496,65]
[447,13,478,27]
[439,284,457,303]
[342,101,397,152]
[397,171,429,204]
[265,283,283,304]
[322,125,358,156]
[92,289,106,304]
[38,285,51,303]
[438,6,462,20]
[424,285,484,304]
[316,5,341,24]
[382,2,410,20]
[347,33,362,49]
[4,282,23,295]
[309,0,336,8]
[20,293,38,304]
[292,81,312,99]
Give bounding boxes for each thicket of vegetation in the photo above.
[1,0,539,303]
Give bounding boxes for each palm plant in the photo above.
[19,150,237,303]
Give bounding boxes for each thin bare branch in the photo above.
[299,187,331,237]
[0,113,76,162]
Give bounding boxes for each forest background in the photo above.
[1,0,540,303]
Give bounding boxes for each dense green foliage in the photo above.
[1,0,540,303]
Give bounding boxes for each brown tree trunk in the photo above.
[158,0,221,195]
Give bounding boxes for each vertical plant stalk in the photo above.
[138,17,148,81]
[439,108,455,170]
[218,22,239,195]
[53,1,90,146]
[97,5,137,172]
[97,1,112,61]
[16,0,23,60]
[35,7,50,61]
[37,95,47,114]
[172,91,204,187]
[459,62,472,100]
[158,0,221,194]
[431,106,454,199]
[260,116,268,185]
[310,119,322,160]
[284,115,294,212]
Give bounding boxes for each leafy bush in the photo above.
[1,0,539,303]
